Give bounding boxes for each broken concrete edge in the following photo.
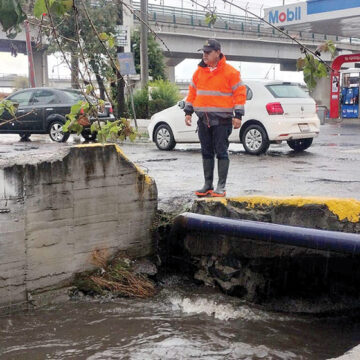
[202,196,360,223]
[75,142,154,187]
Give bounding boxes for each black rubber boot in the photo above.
[195,158,214,197]
[212,158,229,197]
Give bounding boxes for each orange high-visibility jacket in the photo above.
[184,55,246,126]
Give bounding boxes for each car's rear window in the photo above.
[62,90,96,103]
[266,84,309,98]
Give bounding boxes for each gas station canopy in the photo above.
[264,0,360,39]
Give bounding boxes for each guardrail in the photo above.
[133,1,262,27]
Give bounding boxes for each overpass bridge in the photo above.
[2,2,360,88]
[0,73,75,89]
[0,25,48,87]
[133,2,360,81]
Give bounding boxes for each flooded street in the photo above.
[1,284,360,359]
[1,120,360,359]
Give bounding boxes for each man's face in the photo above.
[203,49,220,66]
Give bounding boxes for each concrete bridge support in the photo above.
[33,49,49,87]
[165,57,184,83]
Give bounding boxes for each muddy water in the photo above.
[1,284,360,360]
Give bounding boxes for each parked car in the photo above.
[0,87,114,142]
[148,80,320,155]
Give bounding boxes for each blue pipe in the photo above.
[173,212,360,255]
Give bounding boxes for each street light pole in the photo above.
[116,0,126,117]
[140,0,149,89]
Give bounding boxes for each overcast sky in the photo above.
[0,0,305,89]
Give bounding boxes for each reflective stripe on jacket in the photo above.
[184,54,246,126]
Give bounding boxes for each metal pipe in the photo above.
[173,212,360,255]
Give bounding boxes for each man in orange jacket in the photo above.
[184,39,246,197]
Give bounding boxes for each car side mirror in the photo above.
[178,100,185,109]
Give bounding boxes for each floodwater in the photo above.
[1,282,360,360]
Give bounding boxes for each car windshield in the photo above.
[266,84,309,98]
[62,90,96,103]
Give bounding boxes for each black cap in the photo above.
[199,39,221,52]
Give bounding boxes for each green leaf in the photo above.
[70,101,82,114]
[99,32,109,41]
[317,62,328,77]
[62,0,73,11]
[62,119,71,132]
[0,0,27,34]
[90,122,100,133]
[97,131,107,144]
[34,0,47,18]
[108,36,115,49]
[204,12,217,26]
[86,84,94,95]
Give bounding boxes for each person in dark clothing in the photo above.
[184,39,247,197]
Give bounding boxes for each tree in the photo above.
[13,76,29,90]
[296,41,337,90]
[131,30,166,81]
[0,0,137,142]
[43,0,119,98]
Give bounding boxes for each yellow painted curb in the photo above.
[202,196,360,223]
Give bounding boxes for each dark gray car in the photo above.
[0,88,114,142]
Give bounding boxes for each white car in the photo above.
[147,79,320,155]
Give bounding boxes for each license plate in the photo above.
[299,123,310,132]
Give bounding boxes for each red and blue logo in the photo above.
[268,7,301,23]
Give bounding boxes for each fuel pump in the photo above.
[340,70,360,119]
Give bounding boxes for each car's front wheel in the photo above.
[81,130,97,141]
[242,125,269,155]
[19,133,31,141]
[49,121,70,143]
[287,138,313,152]
[154,124,176,150]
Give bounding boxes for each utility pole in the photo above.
[140,0,149,89]
[115,0,126,117]
[24,20,36,87]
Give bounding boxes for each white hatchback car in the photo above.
[148,79,320,155]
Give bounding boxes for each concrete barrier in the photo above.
[0,144,157,311]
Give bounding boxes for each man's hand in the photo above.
[185,115,192,126]
[232,117,242,129]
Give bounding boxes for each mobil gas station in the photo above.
[265,0,360,120]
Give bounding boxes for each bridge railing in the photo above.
[132,1,360,46]
[133,2,262,27]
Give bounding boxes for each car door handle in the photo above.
[46,108,54,111]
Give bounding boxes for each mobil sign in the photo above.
[266,4,305,25]
[269,7,301,23]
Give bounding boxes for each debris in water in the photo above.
[74,250,156,299]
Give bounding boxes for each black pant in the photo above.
[197,119,232,160]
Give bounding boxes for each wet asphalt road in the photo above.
[121,119,360,211]
[1,119,360,212]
